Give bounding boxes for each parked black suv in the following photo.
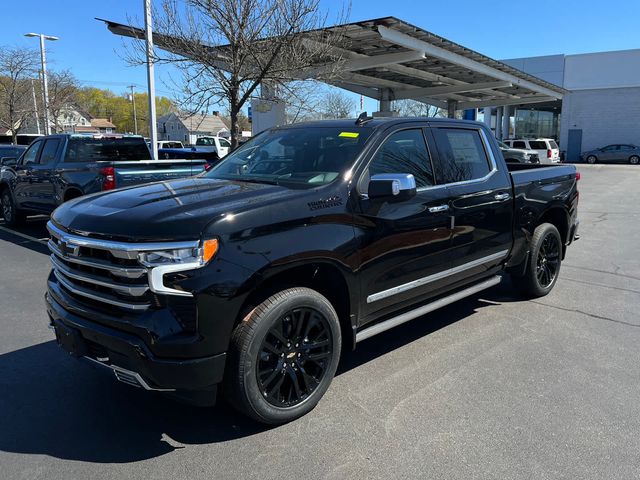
[45,118,579,424]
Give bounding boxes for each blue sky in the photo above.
[2,0,638,113]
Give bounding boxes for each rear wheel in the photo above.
[629,155,639,165]
[586,155,597,164]
[1,189,25,226]
[512,223,562,298]
[226,287,341,424]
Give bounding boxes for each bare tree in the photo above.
[391,99,444,118]
[320,90,355,119]
[124,0,349,147]
[0,47,39,143]
[47,70,79,133]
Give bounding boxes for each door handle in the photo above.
[428,204,449,213]
[494,192,511,201]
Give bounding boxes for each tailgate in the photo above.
[112,160,207,188]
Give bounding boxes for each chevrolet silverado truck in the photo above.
[0,134,208,226]
[45,117,579,424]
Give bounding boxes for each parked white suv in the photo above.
[504,138,560,163]
[195,136,231,158]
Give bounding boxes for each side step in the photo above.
[355,275,502,343]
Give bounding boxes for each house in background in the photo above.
[157,112,229,144]
[53,106,116,134]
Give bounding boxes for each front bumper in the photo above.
[46,291,226,393]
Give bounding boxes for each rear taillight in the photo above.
[204,163,213,171]
[547,149,552,158]
[100,166,116,190]
[575,172,581,181]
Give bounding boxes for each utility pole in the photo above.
[128,85,138,134]
[31,79,41,135]
[143,0,158,159]
[24,32,58,135]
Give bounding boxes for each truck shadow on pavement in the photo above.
[0,217,50,255]
[0,280,523,464]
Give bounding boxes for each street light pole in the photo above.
[25,33,58,136]
[30,79,41,135]
[128,85,138,134]
[143,0,158,159]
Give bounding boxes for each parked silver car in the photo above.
[581,144,640,164]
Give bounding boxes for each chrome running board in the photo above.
[356,275,502,343]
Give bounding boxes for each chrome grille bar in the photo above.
[50,255,149,297]
[47,222,199,260]
[53,270,151,311]
[48,239,147,279]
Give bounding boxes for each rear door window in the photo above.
[513,141,526,149]
[432,128,492,184]
[529,141,547,150]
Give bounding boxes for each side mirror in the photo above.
[0,157,17,167]
[367,173,417,201]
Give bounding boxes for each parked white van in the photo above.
[504,138,560,163]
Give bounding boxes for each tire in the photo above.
[226,287,341,424]
[512,223,562,298]
[1,189,26,226]
[586,155,597,164]
[629,155,639,165]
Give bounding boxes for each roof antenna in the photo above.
[356,111,373,125]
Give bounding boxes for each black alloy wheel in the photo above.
[1,191,11,222]
[226,287,341,424]
[257,307,332,407]
[1,190,24,226]
[536,231,560,288]
[511,222,562,298]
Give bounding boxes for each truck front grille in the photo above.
[47,222,198,312]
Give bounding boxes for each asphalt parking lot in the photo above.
[1,164,639,480]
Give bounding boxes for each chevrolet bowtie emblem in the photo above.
[59,239,80,257]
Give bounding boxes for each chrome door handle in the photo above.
[428,204,449,213]
[494,192,511,201]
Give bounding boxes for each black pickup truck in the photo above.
[45,118,579,424]
[0,134,208,225]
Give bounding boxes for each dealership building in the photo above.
[499,48,640,161]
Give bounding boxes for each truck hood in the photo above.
[51,178,301,241]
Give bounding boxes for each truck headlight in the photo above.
[139,239,218,296]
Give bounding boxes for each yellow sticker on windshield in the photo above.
[339,132,360,138]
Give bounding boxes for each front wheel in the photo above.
[586,155,597,164]
[512,223,562,298]
[629,155,639,165]
[226,287,341,424]
[1,189,26,226]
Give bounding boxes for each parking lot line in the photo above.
[0,224,48,244]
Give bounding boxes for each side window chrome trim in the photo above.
[416,127,498,192]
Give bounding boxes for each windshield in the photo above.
[204,126,373,188]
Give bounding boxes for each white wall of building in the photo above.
[564,49,640,90]
[504,49,640,157]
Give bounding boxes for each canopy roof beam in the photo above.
[377,25,563,100]
[457,96,557,110]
